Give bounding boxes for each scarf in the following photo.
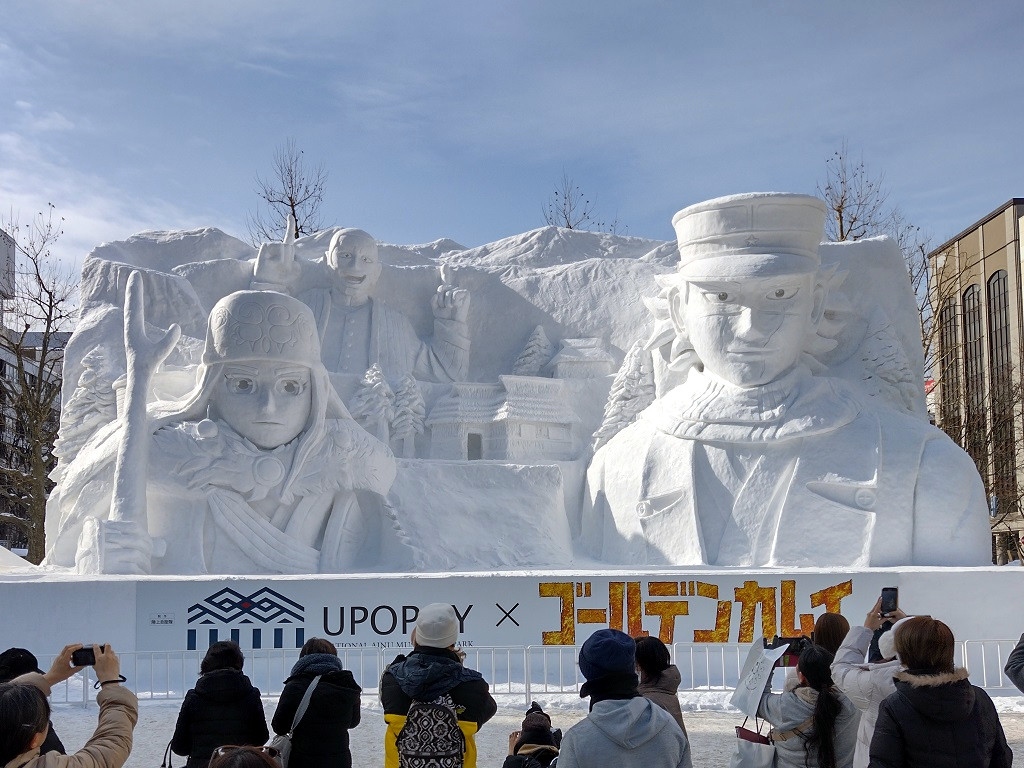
[289,653,344,678]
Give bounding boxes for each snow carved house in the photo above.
[426,375,579,461]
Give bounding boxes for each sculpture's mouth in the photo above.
[343,275,366,285]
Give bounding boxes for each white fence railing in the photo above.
[37,639,1023,707]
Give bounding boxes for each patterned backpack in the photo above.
[396,691,466,768]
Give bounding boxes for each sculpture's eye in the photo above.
[703,291,731,303]
[767,287,798,300]
[362,255,374,263]
[226,376,255,394]
[277,379,307,396]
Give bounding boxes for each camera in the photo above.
[71,645,105,667]
[765,635,813,667]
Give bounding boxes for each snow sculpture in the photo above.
[49,278,396,575]
[392,375,426,458]
[512,325,555,376]
[583,192,992,568]
[260,227,472,381]
[350,363,395,442]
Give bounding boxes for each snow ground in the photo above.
[51,695,1024,768]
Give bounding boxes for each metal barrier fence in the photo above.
[37,639,1023,707]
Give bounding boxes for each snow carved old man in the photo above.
[583,192,991,567]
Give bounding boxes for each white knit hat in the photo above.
[878,616,914,662]
[414,603,459,649]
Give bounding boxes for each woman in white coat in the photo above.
[830,598,908,768]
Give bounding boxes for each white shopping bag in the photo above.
[728,732,776,768]
[730,637,789,719]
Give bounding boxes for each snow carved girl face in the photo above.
[210,362,312,449]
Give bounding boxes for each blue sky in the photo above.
[2,1,1022,267]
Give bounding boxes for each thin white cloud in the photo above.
[0,131,211,276]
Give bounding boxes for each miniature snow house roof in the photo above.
[426,376,579,426]
[547,338,615,367]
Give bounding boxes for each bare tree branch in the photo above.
[542,171,625,233]
[0,203,75,563]
[246,137,330,246]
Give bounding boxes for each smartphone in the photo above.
[880,587,898,616]
[71,645,104,666]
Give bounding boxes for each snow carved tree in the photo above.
[592,341,656,451]
[391,374,426,458]
[350,363,395,442]
[512,325,555,377]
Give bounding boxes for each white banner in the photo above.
[2,568,1022,655]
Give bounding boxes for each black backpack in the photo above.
[396,691,465,768]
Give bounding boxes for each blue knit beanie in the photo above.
[578,629,636,681]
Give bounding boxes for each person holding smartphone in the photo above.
[830,597,907,768]
[0,643,137,768]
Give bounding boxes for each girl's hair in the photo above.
[0,683,50,765]
[633,635,672,684]
[299,638,337,657]
[894,617,955,673]
[812,613,850,656]
[208,746,279,768]
[797,645,842,768]
[201,641,245,674]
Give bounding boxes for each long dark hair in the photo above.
[797,645,842,768]
[0,682,50,765]
[633,635,671,684]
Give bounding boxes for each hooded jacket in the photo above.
[555,696,691,768]
[1004,632,1024,694]
[3,673,137,768]
[171,669,268,768]
[271,654,361,768]
[758,682,860,768]
[380,646,497,768]
[831,625,900,768]
[868,668,1011,768]
[638,664,687,736]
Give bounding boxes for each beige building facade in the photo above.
[929,198,1024,562]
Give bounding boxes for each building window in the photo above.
[962,284,987,475]
[987,270,1016,514]
[938,297,961,435]
[467,432,483,461]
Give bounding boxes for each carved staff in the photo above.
[109,271,181,526]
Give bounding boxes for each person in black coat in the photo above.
[271,638,361,768]
[0,647,67,757]
[1004,632,1024,694]
[172,641,269,768]
[868,617,1012,768]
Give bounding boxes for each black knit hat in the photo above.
[0,648,43,683]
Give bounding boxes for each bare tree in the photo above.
[0,204,77,563]
[247,138,329,245]
[543,172,622,232]
[817,142,938,374]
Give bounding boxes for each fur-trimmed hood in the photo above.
[893,668,975,722]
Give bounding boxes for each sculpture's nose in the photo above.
[733,306,768,341]
[258,387,278,415]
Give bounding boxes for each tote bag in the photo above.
[728,717,775,768]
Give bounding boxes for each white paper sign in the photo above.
[731,637,790,718]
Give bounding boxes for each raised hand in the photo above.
[431,264,470,323]
[253,214,301,288]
